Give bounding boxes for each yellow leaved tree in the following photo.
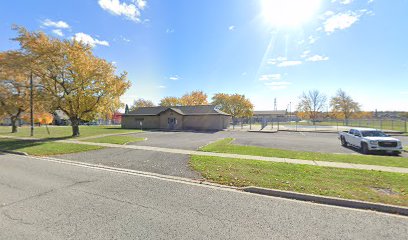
[14,27,130,136]
[0,51,47,133]
[211,93,253,121]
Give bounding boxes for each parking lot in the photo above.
[127,130,408,156]
[55,130,408,179]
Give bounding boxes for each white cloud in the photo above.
[98,0,144,22]
[169,75,179,80]
[306,55,329,62]
[52,29,64,37]
[241,72,247,76]
[166,28,174,33]
[277,61,302,67]
[135,0,147,9]
[368,0,374,4]
[308,35,318,44]
[259,74,281,81]
[42,19,70,29]
[268,57,302,67]
[228,25,235,31]
[324,11,360,33]
[401,91,408,95]
[301,50,311,58]
[267,56,287,65]
[264,81,292,90]
[120,36,131,42]
[332,0,353,4]
[73,33,109,47]
[158,85,166,89]
[324,11,335,17]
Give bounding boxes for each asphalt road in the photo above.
[1,154,407,240]
[129,130,408,156]
[56,147,200,179]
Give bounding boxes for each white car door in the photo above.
[352,130,362,147]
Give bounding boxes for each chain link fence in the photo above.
[229,118,408,133]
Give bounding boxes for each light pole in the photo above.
[30,72,34,137]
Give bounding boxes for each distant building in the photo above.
[121,105,231,131]
[53,110,70,125]
[252,110,288,122]
[111,112,122,124]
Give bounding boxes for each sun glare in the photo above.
[262,0,322,27]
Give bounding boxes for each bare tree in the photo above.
[330,89,360,124]
[297,90,327,124]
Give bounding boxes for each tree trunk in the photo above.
[70,117,80,137]
[11,117,18,133]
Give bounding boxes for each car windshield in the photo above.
[361,131,388,137]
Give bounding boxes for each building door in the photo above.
[168,117,176,129]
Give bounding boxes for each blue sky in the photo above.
[1,0,407,111]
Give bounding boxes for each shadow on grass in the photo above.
[0,136,72,152]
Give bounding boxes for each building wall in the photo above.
[122,113,231,130]
[121,115,160,129]
[159,110,183,130]
[183,115,231,130]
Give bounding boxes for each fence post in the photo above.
[249,118,252,130]
[277,121,279,131]
[391,120,394,130]
[380,120,383,130]
[405,120,407,133]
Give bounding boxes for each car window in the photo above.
[361,131,388,137]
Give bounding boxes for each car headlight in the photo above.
[369,140,378,145]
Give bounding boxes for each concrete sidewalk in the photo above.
[59,139,408,174]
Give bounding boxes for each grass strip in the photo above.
[0,138,103,156]
[0,125,141,139]
[200,138,408,168]
[190,155,408,207]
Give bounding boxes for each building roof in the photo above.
[125,105,230,116]
[253,110,287,116]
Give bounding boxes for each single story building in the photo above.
[121,105,231,131]
[253,110,288,122]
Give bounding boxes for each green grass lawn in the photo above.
[0,125,141,139]
[190,155,408,207]
[200,138,408,168]
[0,138,103,156]
[83,135,145,145]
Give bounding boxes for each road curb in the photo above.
[0,150,28,156]
[243,186,408,216]
[247,130,278,133]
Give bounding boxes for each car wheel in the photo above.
[341,137,348,147]
[361,143,369,154]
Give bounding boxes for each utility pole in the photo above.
[289,101,292,121]
[30,72,34,137]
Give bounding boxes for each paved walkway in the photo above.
[58,139,408,174]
